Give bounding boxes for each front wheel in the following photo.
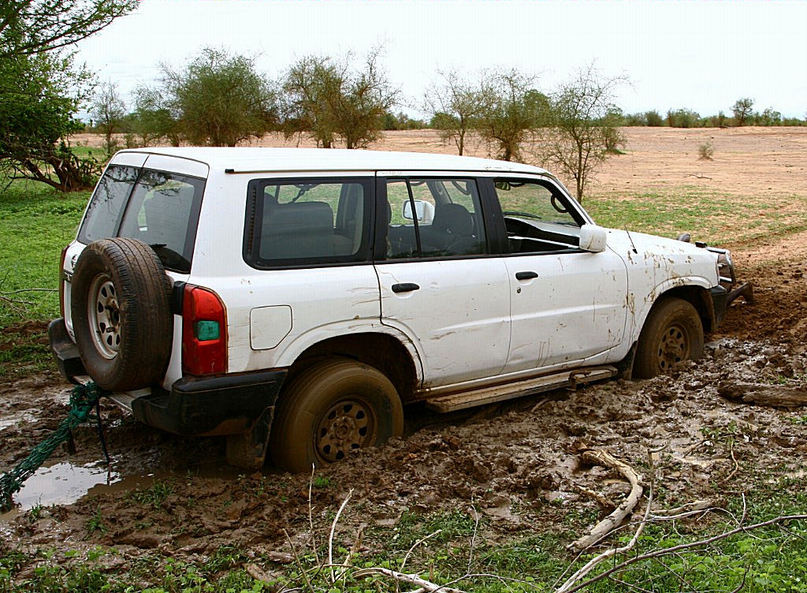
[633,297,704,379]
[270,359,404,472]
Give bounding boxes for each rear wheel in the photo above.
[270,359,404,472]
[634,297,704,379]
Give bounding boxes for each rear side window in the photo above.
[244,178,373,268]
[78,166,204,273]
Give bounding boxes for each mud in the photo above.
[2,251,806,578]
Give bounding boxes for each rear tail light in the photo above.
[182,285,228,376]
[59,246,68,317]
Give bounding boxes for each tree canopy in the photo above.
[0,0,137,58]
[158,48,277,147]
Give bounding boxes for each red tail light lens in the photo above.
[182,285,228,376]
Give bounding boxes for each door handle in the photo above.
[515,271,538,280]
[392,282,420,293]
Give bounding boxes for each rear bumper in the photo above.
[49,317,287,437]
[131,370,288,437]
[48,318,86,383]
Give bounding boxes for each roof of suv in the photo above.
[120,147,549,175]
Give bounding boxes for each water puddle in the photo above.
[7,461,121,511]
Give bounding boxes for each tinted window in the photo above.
[245,178,372,267]
[117,170,205,272]
[78,165,138,244]
[383,178,486,259]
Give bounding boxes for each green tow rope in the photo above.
[0,382,108,512]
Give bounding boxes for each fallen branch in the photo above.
[568,450,644,551]
[329,488,353,584]
[353,567,466,593]
[718,382,807,408]
[559,514,807,593]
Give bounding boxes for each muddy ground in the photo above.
[2,128,807,585]
[1,238,805,584]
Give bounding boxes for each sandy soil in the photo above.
[2,128,806,584]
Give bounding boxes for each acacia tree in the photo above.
[158,48,277,146]
[0,0,137,58]
[475,69,547,162]
[0,52,99,191]
[424,70,482,156]
[732,97,754,126]
[541,66,625,202]
[91,81,126,156]
[132,86,182,147]
[282,50,397,149]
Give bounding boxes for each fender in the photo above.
[629,276,714,341]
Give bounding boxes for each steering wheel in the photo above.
[551,195,569,214]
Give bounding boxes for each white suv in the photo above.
[48,148,746,471]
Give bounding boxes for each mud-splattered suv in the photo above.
[49,148,748,471]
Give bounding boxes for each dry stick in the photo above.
[557,459,654,593]
[721,440,740,484]
[307,464,321,569]
[400,529,443,573]
[559,514,807,593]
[283,528,315,593]
[568,450,644,551]
[353,567,466,593]
[328,488,354,584]
[467,504,480,575]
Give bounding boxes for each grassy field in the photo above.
[0,181,89,378]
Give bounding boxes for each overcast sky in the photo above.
[76,0,807,119]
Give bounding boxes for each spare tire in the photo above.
[71,238,173,391]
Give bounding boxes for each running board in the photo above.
[424,366,618,413]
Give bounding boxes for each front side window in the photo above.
[495,179,583,254]
[383,178,486,259]
[245,178,372,267]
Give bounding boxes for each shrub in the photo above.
[698,140,714,160]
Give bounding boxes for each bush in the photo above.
[698,140,714,160]
[667,108,702,128]
[645,110,663,127]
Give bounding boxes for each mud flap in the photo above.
[225,406,275,470]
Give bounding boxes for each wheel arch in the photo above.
[284,332,420,404]
[653,284,715,333]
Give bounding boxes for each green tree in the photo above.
[131,86,182,146]
[425,70,483,156]
[282,50,397,149]
[645,110,663,126]
[0,52,99,191]
[91,81,126,156]
[541,66,626,202]
[0,0,137,58]
[732,97,754,126]
[475,69,547,162]
[159,48,276,146]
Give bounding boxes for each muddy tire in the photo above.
[270,359,404,473]
[71,238,173,391]
[634,297,704,379]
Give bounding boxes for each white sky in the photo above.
[76,0,807,119]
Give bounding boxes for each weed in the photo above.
[85,507,107,535]
[312,475,331,489]
[128,480,175,509]
[698,140,714,160]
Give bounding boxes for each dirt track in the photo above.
[2,129,807,584]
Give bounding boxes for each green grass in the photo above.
[586,187,807,246]
[0,180,88,378]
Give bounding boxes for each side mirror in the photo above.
[579,224,607,253]
[402,200,434,224]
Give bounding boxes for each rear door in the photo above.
[374,173,511,388]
